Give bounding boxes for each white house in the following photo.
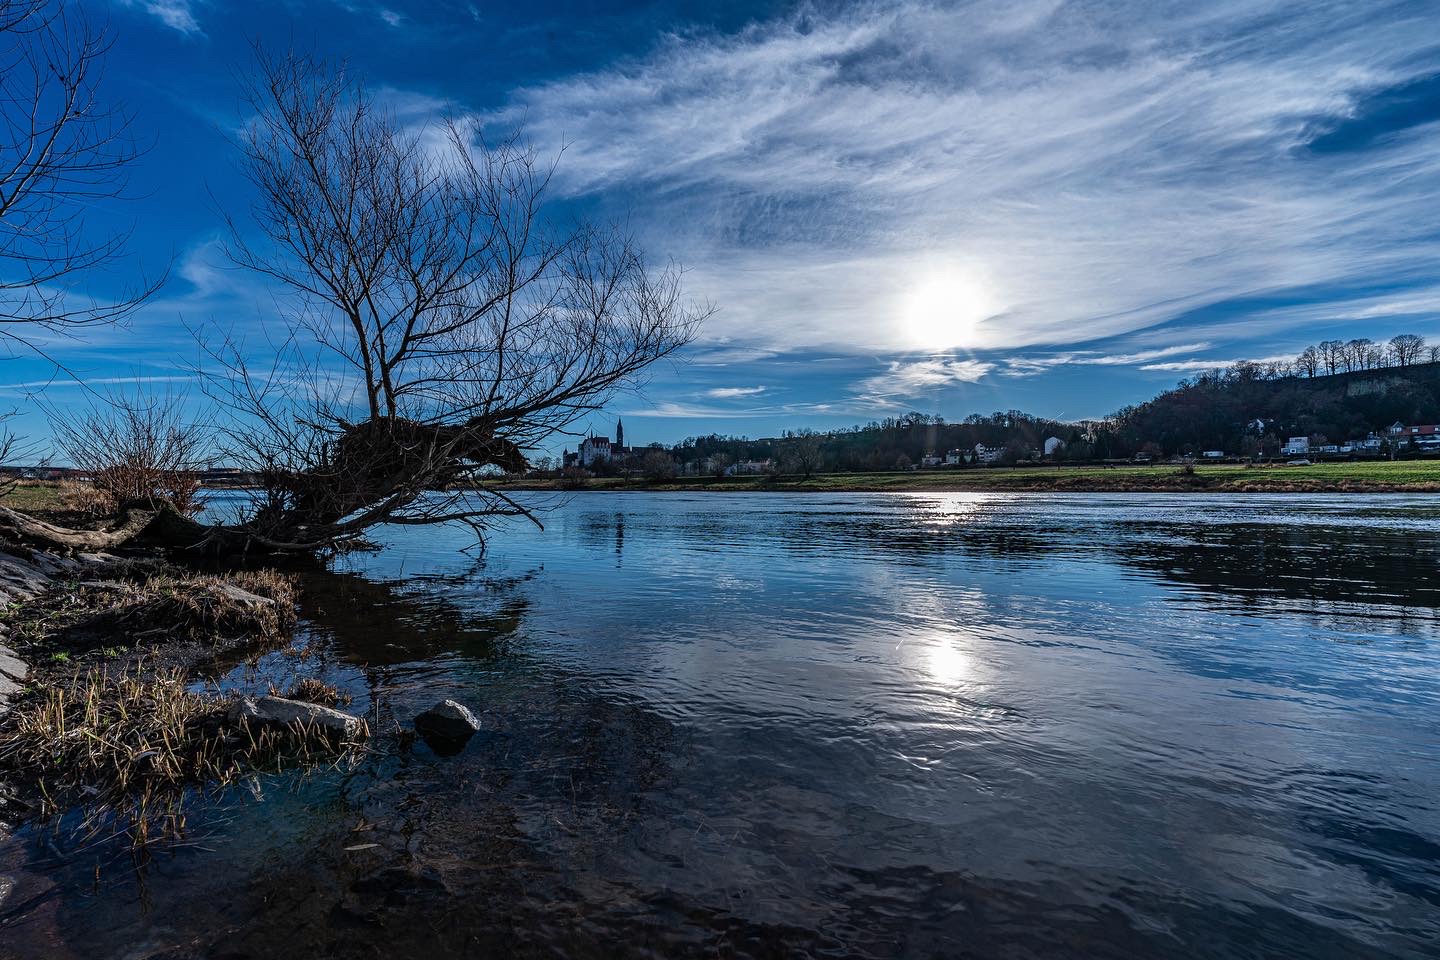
[1281,436,1310,456]
[974,443,1003,464]
[1043,436,1066,457]
[1202,450,1225,459]
[920,452,944,468]
[944,449,964,466]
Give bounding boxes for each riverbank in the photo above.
[0,529,368,844]
[489,459,1440,494]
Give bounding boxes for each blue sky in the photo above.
[5,0,1440,453]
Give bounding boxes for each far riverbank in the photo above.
[487,459,1440,495]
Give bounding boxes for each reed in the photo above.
[0,656,365,848]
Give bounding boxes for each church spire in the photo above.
[616,418,624,449]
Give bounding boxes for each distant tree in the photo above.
[1318,339,1345,375]
[1344,338,1376,372]
[1295,345,1320,378]
[1390,334,1426,367]
[894,452,912,470]
[1430,344,1440,364]
[640,449,676,481]
[708,452,734,478]
[784,431,824,478]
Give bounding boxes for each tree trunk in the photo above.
[0,504,159,552]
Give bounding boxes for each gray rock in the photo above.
[0,648,26,684]
[414,699,481,741]
[227,695,365,739]
[214,583,275,607]
[0,672,20,715]
[226,697,264,726]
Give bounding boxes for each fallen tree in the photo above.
[176,48,704,554]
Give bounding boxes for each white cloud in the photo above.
[999,342,1215,376]
[618,399,834,418]
[487,0,1440,357]
[705,386,767,398]
[120,0,203,34]
[379,8,403,28]
[855,357,996,402]
[1140,354,1294,372]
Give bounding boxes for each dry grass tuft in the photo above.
[272,676,352,707]
[0,658,364,847]
[4,565,297,651]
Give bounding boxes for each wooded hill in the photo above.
[1107,360,1440,457]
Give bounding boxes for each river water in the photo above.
[2,492,1439,959]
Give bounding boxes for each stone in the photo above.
[414,699,481,742]
[0,648,27,684]
[0,672,20,716]
[226,697,264,726]
[214,583,275,607]
[227,695,365,739]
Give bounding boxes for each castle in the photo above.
[563,419,629,469]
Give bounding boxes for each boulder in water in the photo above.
[228,695,366,739]
[414,699,481,743]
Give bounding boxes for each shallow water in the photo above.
[2,492,1439,959]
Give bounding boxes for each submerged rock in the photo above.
[228,695,366,739]
[414,699,481,743]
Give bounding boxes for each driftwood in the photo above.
[0,504,159,551]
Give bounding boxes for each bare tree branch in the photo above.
[0,0,164,351]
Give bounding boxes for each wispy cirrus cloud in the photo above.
[488,0,1440,358]
[855,357,996,403]
[705,386,767,398]
[119,0,203,34]
[999,343,1215,377]
[1140,355,1294,372]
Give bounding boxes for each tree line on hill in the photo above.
[553,332,1440,479]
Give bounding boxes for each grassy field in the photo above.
[0,479,85,512]
[490,459,1440,494]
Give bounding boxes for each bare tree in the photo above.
[783,431,825,479]
[640,448,676,482]
[1342,338,1375,372]
[1295,345,1320,378]
[0,1,161,349]
[707,451,734,478]
[1318,339,1344,375]
[47,388,207,514]
[1389,333,1425,367]
[165,50,706,553]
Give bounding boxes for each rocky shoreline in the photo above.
[0,547,111,721]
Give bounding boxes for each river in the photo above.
[2,492,1438,958]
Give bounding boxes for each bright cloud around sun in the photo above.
[488,0,1440,360]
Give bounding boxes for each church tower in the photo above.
[616,418,625,450]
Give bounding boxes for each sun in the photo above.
[899,271,995,350]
